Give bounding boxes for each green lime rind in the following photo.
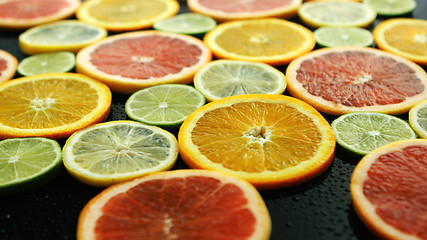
[314,27,374,47]
[363,0,417,16]
[17,51,76,76]
[153,13,217,35]
[331,112,417,157]
[0,137,62,196]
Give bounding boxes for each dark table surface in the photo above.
[0,1,426,240]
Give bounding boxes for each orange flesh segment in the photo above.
[0,0,71,19]
[197,0,294,12]
[384,23,427,57]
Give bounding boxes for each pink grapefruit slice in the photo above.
[0,49,17,84]
[76,30,212,94]
[286,47,427,116]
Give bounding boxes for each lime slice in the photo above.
[62,120,179,187]
[17,51,75,76]
[125,84,206,128]
[409,100,427,139]
[331,112,417,156]
[153,13,217,35]
[314,27,374,47]
[363,0,417,16]
[0,137,62,196]
[193,60,287,102]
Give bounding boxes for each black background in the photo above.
[0,1,426,239]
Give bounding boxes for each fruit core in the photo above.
[30,98,55,110]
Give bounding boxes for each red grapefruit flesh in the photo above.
[286,47,427,115]
[0,49,18,83]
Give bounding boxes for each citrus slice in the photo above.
[188,0,302,22]
[76,0,179,32]
[203,18,315,66]
[409,99,427,139]
[19,20,108,55]
[125,84,205,128]
[0,0,80,30]
[331,112,417,156]
[76,30,212,94]
[0,49,17,84]
[314,27,374,47]
[17,51,75,76]
[363,0,417,16]
[178,94,336,190]
[153,13,217,36]
[286,47,427,116]
[350,139,427,240]
[0,73,111,140]
[0,137,62,196]
[194,60,287,102]
[62,120,178,187]
[373,18,427,66]
[298,1,376,28]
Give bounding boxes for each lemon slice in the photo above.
[409,99,427,139]
[17,51,75,76]
[314,27,374,47]
[363,0,417,16]
[153,13,217,35]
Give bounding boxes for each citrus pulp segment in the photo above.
[62,121,178,187]
[153,13,217,35]
[0,73,111,140]
[187,0,302,22]
[194,60,287,102]
[285,47,427,116]
[0,0,81,30]
[0,137,62,196]
[19,20,108,55]
[76,31,212,94]
[350,139,427,240]
[17,51,75,76]
[76,0,180,32]
[409,99,427,139]
[363,0,417,16]
[373,18,427,66]
[331,112,417,156]
[0,49,17,84]
[125,84,206,128]
[203,18,315,66]
[77,169,272,240]
[297,1,376,28]
[313,27,374,47]
[178,94,336,190]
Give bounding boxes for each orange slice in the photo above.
[77,169,272,240]
[0,73,111,140]
[0,49,17,84]
[76,30,212,94]
[178,94,336,190]
[187,0,302,22]
[374,18,427,66]
[351,139,427,240]
[204,18,315,66]
[0,0,81,30]
[76,0,179,32]
[286,47,427,116]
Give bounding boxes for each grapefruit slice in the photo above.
[0,49,17,84]
[0,0,81,30]
[351,139,427,240]
[286,47,427,116]
[77,169,272,240]
[76,30,212,94]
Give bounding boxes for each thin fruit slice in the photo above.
[0,0,80,30]
[77,169,272,240]
[17,51,75,76]
[19,20,108,55]
[0,73,111,140]
[178,94,336,190]
[314,27,374,47]
[125,84,206,128]
[153,13,217,35]
[0,49,17,84]
[76,0,179,32]
[286,47,427,116]
[63,120,178,187]
[331,112,417,156]
[363,0,417,16]
[374,18,427,66]
[409,99,427,139]
[350,139,427,240]
[194,60,287,102]
[188,0,302,22]
[204,18,315,66]
[0,137,62,196]
[298,1,376,28]
[76,30,212,94]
